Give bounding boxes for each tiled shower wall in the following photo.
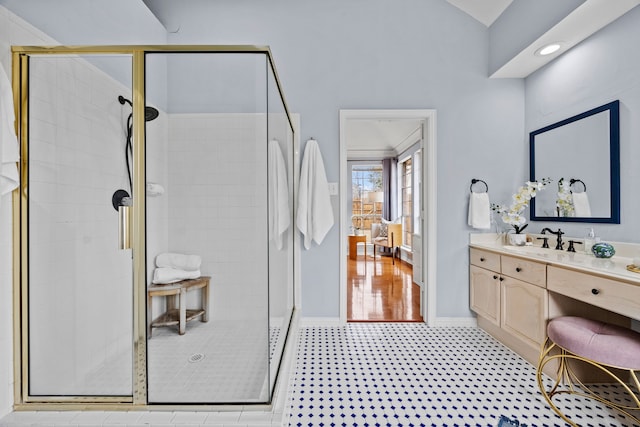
[166,114,270,322]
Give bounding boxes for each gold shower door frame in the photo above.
[11,45,294,409]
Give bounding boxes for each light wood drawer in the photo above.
[547,266,640,319]
[470,248,500,271]
[501,255,546,288]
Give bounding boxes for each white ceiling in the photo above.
[346,119,423,158]
[446,0,513,27]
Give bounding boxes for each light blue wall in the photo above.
[0,0,529,319]
[525,6,640,243]
[148,0,527,318]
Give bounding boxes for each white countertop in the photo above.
[469,233,640,285]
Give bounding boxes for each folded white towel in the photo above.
[152,267,201,284]
[0,62,19,197]
[572,192,592,217]
[155,253,201,271]
[468,192,491,229]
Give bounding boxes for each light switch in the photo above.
[328,182,338,195]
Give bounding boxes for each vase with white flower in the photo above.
[491,178,551,246]
[555,177,575,217]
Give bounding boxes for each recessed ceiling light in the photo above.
[535,43,562,56]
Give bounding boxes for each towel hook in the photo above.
[470,178,488,193]
[569,178,587,192]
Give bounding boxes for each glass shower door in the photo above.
[26,54,134,398]
[145,52,272,403]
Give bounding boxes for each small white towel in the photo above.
[156,253,202,271]
[468,192,491,229]
[572,192,592,217]
[152,267,201,284]
[268,139,290,250]
[0,62,19,196]
[296,139,334,249]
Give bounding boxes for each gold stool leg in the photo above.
[537,338,640,426]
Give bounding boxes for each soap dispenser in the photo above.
[584,228,595,254]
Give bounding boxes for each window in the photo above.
[351,163,383,234]
[400,158,412,249]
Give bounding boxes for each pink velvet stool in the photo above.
[537,316,640,426]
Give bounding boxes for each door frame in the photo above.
[339,109,437,325]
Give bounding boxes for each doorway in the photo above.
[339,110,437,325]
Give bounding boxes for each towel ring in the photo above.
[470,178,488,193]
[569,178,587,192]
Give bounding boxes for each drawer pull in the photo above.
[480,257,485,262]
[493,275,498,280]
[499,277,504,282]
[516,267,522,273]
[591,288,600,295]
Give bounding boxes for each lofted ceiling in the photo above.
[446,0,513,27]
[350,0,639,153]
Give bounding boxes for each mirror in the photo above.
[530,100,620,223]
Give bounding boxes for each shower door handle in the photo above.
[118,205,131,250]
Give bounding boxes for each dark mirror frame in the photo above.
[530,100,620,223]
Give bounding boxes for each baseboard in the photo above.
[299,317,342,327]
[433,317,478,327]
[299,317,476,328]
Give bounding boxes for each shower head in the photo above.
[118,95,159,122]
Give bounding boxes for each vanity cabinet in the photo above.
[469,248,548,365]
[470,239,640,377]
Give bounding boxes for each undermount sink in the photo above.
[501,245,594,263]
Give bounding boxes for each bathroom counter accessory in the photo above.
[148,276,211,336]
[627,264,640,274]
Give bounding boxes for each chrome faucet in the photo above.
[541,228,564,250]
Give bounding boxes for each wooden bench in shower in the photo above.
[148,276,211,336]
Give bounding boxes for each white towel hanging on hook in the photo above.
[0,62,19,198]
[297,138,334,249]
[268,139,291,250]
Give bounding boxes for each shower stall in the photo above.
[12,46,297,406]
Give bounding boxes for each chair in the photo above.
[537,316,640,426]
[371,222,403,264]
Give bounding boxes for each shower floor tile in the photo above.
[147,319,270,403]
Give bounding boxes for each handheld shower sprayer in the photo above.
[113,95,160,210]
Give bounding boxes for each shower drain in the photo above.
[188,352,205,363]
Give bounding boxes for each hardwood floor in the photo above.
[347,252,423,322]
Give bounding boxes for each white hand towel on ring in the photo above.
[468,192,491,229]
[572,192,592,217]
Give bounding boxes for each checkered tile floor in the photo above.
[284,324,640,427]
[2,323,639,426]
